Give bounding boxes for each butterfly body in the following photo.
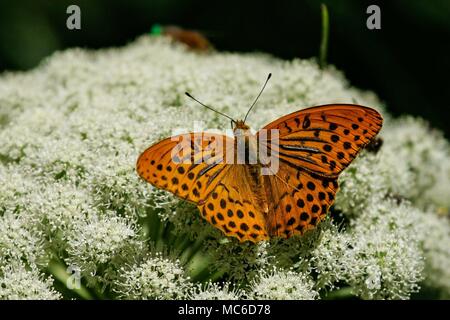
[137,104,383,243]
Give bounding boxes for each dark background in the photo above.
[0,0,449,137]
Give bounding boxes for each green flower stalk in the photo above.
[0,36,449,299]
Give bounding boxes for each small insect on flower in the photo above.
[365,137,383,153]
[151,24,212,52]
[137,74,383,243]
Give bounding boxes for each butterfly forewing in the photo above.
[136,133,233,203]
[260,104,383,177]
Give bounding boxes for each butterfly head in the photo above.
[233,120,251,136]
[185,73,271,132]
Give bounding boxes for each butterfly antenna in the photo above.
[185,92,236,123]
[243,73,272,123]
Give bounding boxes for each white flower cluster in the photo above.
[0,261,61,300]
[189,282,242,300]
[0,36,448,299]
[114,253,191,300]
[249,269,318,300]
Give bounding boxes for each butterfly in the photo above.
[137,74,383,243]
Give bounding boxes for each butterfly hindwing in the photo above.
[198,165,269,242]
[263,163,338,238]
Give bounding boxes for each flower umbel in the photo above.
[0,35,448,299]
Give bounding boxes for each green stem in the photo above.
[180,233,208,264]
[48,259,93,300]
[323,286,355,300]
[187,253,213,282]
[319,3,329,69]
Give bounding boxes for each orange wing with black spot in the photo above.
[198,165,269,242]
[260,104,383,177]
[137,133,269,242]
[137,133,233,203]
[259,104,383,238]
[263,163,338,238]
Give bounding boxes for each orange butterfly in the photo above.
[137,74,383,243]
